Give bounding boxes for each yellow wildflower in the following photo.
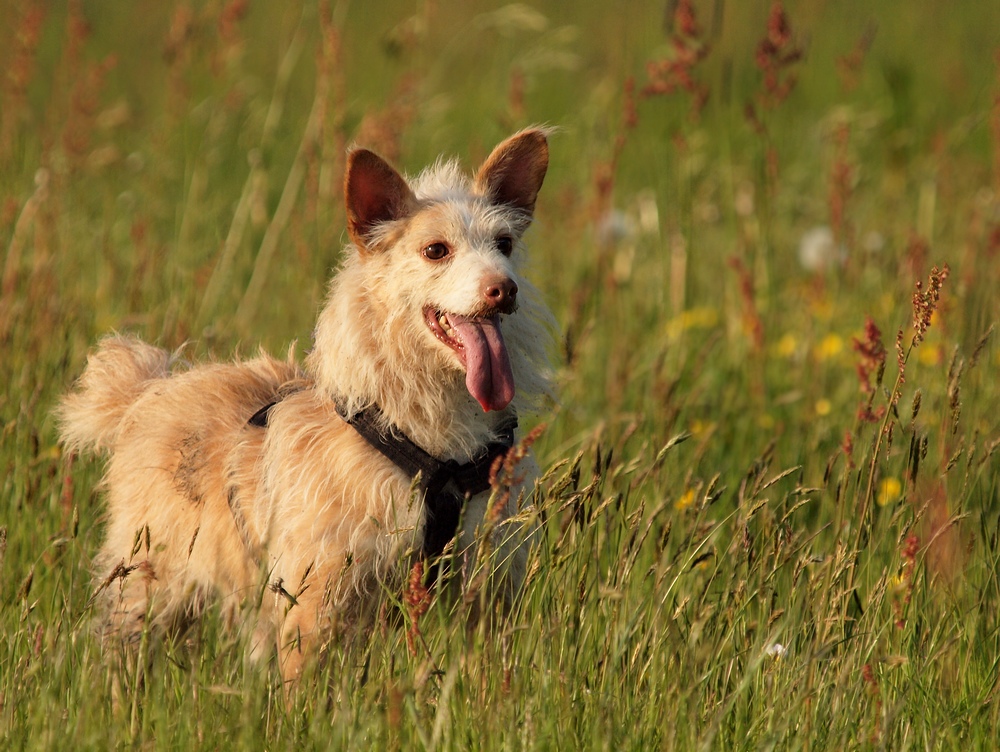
[917,344,943,366]
[775,333,798,358]
[675,488,697,511]
[877,477,902,506]
[689,419,715,438]
[665,306,719,341]
[815,333,844,361]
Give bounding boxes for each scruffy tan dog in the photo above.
[58,129,555,683]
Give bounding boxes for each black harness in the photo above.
[247,399,516,558]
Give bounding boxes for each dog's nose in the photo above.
[483,276,518,314]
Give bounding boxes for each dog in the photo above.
[57,128,555,684]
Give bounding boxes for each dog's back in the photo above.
[59,338,304,632]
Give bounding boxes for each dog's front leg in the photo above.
[273,552,368,692]
[273,563,331,688]
[459,453,540,610]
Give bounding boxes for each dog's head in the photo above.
[341,129,550,414]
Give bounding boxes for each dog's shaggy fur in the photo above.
[58,129,555,683]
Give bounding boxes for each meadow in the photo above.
[2,0,1000,748]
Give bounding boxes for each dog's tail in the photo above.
[57,334,173,455]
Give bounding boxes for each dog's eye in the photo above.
[495,236,513,257]
[423,242,450,261]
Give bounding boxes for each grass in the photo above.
[3,0,1000,748]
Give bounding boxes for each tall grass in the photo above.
[2,1,1000,748]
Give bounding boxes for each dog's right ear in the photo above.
[345,149,416,253]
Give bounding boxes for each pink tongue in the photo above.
[450,314,515,412]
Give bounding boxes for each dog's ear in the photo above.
[475,128,549,218]
[345,149,416,252]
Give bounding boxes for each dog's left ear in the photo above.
[475,128,549,218]
[345,148,417,253]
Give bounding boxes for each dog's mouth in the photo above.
[424,306,515,412]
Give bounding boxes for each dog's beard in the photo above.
[447,313,515,412]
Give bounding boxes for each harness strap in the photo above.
[336,404,517,558]
[245,398,517,560]
[336,405,516,493]
[247,401,277,428]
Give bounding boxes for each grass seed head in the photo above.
[911,264,950,346]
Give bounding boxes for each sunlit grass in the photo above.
[3,1,1000,749]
